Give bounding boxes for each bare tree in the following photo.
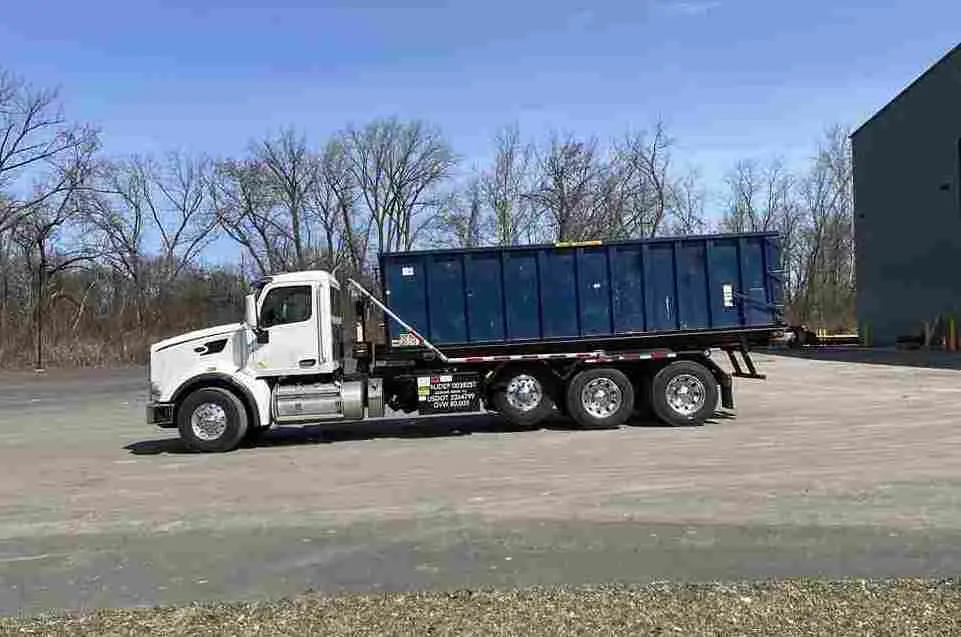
[0,194,19,341]
[719,128,854,330]
[433,177,487,248]
[481,125,536,245]
[257,129,318,270]
[0,70,97,365]
[526,133,605,241]
[308,138,362,274]
[609,122,675,238]
[344,118,457,255]
[215,129,367,276]
[720,157,795,233]
[98,154,216,281]
[0,70,99,234]
[668,167,708,235]
[13,147,100,369]
[151,152,218,283]
[84,158,150,327]
[211,158,288,276]
[794,126,854,329]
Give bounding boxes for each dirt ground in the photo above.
[2,352,961,614]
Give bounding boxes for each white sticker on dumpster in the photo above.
[723,284,735,308]
[401,266,414,276]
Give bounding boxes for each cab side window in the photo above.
[260,286,312,328]
[329,286,342,317]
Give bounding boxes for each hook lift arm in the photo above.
[347,278,450,364]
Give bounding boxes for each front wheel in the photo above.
[649,360,718,426]
[177,387,248,452]
[566,367,634,429]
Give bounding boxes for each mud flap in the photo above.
[697,356,735,410]
[719,376,735,410]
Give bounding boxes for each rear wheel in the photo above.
[566,367,634,429]
[490,369,554,426]
[649,360,718,426]
[178,387,248,452]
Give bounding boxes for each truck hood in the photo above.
[150,323,245,353]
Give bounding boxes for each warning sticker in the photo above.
[392,332,421,347]
[416,373,480,414]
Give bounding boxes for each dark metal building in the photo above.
[853,42,961,345]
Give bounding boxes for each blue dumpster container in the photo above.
[379,232,783,350]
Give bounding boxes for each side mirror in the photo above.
[244,294,258,329]
[246,293,269,344]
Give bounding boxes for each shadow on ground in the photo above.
[125,411,716,455]
[764,346,961,371]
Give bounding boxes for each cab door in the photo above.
[249,283,320,376]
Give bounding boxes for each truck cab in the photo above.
[246,271,342,376]
[146,270,375,452]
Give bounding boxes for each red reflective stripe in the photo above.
[437,350,679,364]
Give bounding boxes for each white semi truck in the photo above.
[147,236,782,452]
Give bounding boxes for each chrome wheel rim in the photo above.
[190,403,228,440]
[580,378,622,419]
[665,374,706,416]
[505,374,543,412]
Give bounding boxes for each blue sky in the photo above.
[3,0,960,199]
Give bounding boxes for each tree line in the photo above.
[0,69,854,368]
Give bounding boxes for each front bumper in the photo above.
[147,402,176,428]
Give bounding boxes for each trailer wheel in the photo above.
[566,367,634,429]
[491,369,554,426]
[649,360,718,426]
[177,387,248,452]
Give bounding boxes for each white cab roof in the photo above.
[266,270,340,287]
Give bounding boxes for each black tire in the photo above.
[490,368,555,426]
[565,367,634,429]
[649,360,719,426]
[177,387,248,452]
[244,425,270,445]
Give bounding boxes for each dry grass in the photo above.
[3,581,961,637]
[0,336,152,368]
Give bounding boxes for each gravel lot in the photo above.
[1,351,961,616]
[5,581,961,636]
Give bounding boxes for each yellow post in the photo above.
[950,316,957,352]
